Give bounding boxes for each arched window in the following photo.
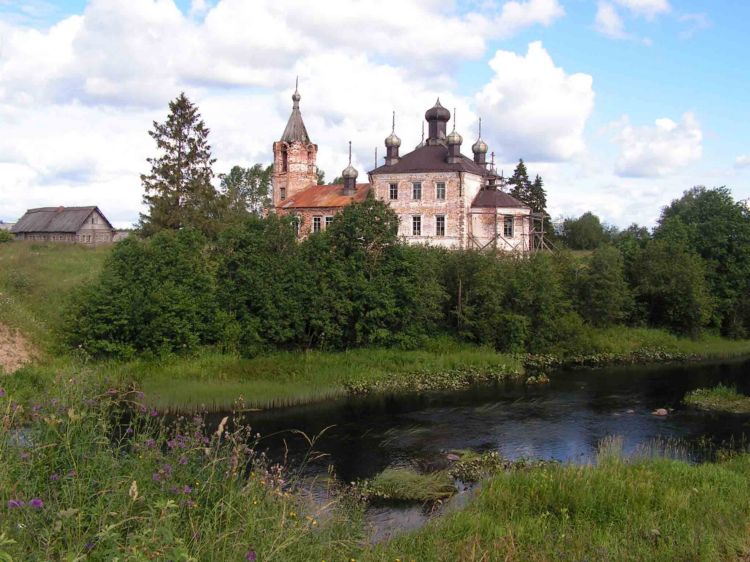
[281,146,288,172]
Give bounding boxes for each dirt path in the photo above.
[0,323,32,374]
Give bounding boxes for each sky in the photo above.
[0,0,748,229]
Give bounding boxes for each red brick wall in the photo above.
[272,140,318,207]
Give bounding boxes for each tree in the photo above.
[654,186,750,336]
[139,93,221,237]
[219,164,272,218]
[631,240,713,337]
[316,169,326,185]
[329,176,344,185]
[508,159,532,205]
[561,212,609,250]
[577,245,632,327]
[528,174,548,215]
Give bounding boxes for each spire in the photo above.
[374,146,378,169]
[472,116,488,164]
[281,78,310,143]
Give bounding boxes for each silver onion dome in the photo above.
[472,138,488,154]
[342,164,358,179]
[385,132,401,148]
[447,129,462,145]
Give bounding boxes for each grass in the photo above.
[684,384,750,414]
[355,468,457,503]
[370,444,750,561]
[117,345,523,412]
[0,241,110,354]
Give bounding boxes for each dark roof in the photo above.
[370,144,486,175]
[11,206,113,233]
[281,106,310,143]
[471,189,528,209]
[279,183,371,209]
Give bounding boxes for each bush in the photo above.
[0,230,13,243]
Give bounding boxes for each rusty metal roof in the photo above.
[370,144,486,175]
[11,206,113,233]
[471,190,528,209]
[280,184,371,209]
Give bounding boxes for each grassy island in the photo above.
[684,384,750,414]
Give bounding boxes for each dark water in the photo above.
[213,359,750,539]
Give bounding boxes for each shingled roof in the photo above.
[11,206,112,233]
[280,184,371,209]
[471,189,528,209]
[370,144,487,175]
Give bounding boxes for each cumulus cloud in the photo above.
[612,112,702,177]
[475,41,595,162]
[736,155,750,169]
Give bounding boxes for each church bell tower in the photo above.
[272,79,318,207]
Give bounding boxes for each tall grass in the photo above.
[372,444,750,561]
[0,242,110,353]
[685,384,750,414]
[0,373,363,561]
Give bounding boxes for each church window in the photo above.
[389,183,398,200]
[412,182,422,200]
[281,147,288,172]
[504,216,514,238]
[412,215,421,236]
[313,216,322,233]
[436,182,446,200]
[325,216,334,228]
[436,215,445,236]
[280,187,286,200]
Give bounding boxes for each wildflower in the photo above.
[66,470,77,479]
[216,416,229,438]
[150,409,159,417]
[167,439,176,449]
[152,473,161,482]
[245,550,257,561]
[179,456,188,466]
[29,498,44,509]
[144,438,156,448]
[84,541,95,552]
[182,485,192,495]
[0,388,5,398]
[7,499,24,509]
[50,473,59,482]
[125,427,133,435]
[128,480,139,501]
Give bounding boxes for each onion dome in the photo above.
[447,129,462,145]
[385,132,401,148]
[425,98,451,122]
[342,163,358,179]
[472,137,488,154]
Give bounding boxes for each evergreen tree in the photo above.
[508,159,532,205]
[316,169,326,185]
[219,164,272,219]
[139,93,220,237]
[528,174,547,215]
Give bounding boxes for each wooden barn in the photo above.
[11,206,115,245]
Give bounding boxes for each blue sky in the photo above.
[0,0,747,228]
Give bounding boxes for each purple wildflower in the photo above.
[150,409,159,417]
[179,456,188,466]
[182,485,192,495]
[84,541,95,552]
[50,473,59,482]
[66,470,77,479]
[144,438,156,448]
[163,464,173,475]
[166,439,176,449]
[245,550,257,561]
[0,388,5,398]
[152,473,161,482]
[7,499,24,509]
[125,427,133,435]
[28,498,44,509]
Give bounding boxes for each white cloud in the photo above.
[736,155,750,169]
[612,112,702,177]
[475,41,595,162]
[594,2,627,39]
[613,0,670,19]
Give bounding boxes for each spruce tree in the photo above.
[508,159,532,206]
[529,174,548,215]
[139,93,220,237]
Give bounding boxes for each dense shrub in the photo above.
[0,230,13,243]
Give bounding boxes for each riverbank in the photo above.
[4,374,750,561]
[685,384,750,414]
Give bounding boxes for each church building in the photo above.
[272,84,536,253]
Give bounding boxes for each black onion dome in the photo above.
[425,98,451,122]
